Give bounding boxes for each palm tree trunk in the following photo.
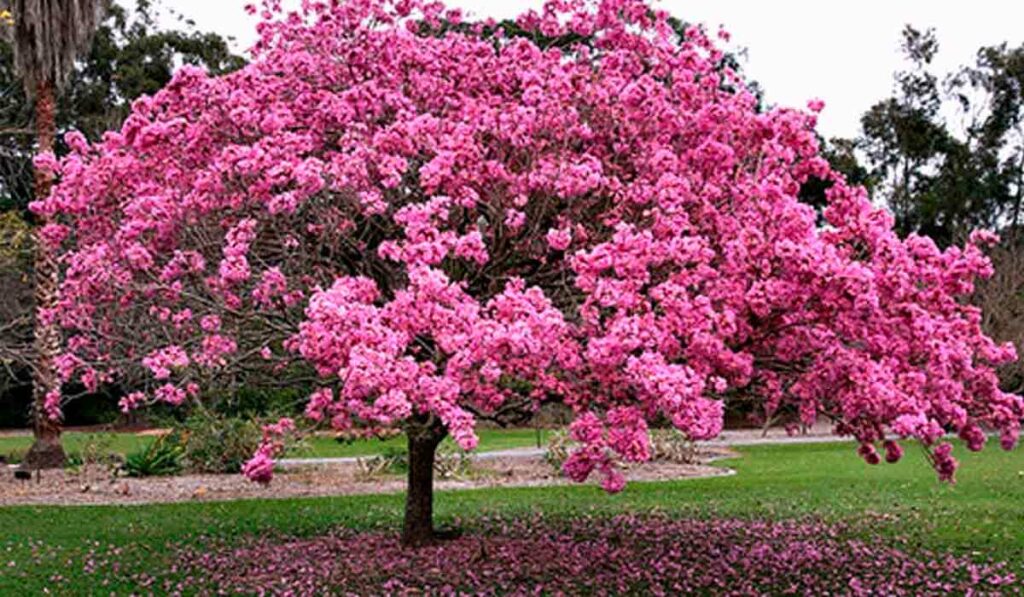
[23,78,64,470]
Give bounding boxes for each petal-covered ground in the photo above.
[166,516,1018,596]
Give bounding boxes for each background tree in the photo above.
[0,1,244,433]
[35,0,1021,547]
[854,26,1023,248]
[952,42,1024,240]
[1,0,107,468]
[830,27,1024,390]
[0,210,32,394]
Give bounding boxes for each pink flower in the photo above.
[43,389,62,422]
[200,315,221,333]
[546,227,572,251]
[119,391,146,413]
[599,466,626,493]
[882,440,903,463]
[241,451,274,484]
[932,443,958,482]
[857,443,880,465]
[142,346,190,380]
[969,229,1000,247]
[38,224,68,249]
[504,209,526,231]
[155,384,187,406]
[453,231,489,265]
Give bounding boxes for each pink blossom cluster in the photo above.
[141,345,189,380]
[241,417,295,484]
[168,515,1020,595]
[42,389,62,422]
[31,0,1022,486]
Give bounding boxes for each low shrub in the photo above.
[123,433,184,477]
[433,442,473,479]
[544,429,573,471]
[354,446,409,479]
[180,412,262,474]
[648,429,697,463]
[75,433,122,469]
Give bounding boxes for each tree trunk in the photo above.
[401,420,446,547]
[24,79,64,470]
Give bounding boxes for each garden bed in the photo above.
[0,448,735,506]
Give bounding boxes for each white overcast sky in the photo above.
[156,0,1024,139]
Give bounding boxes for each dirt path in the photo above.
[0,448,738,507]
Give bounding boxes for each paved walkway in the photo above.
[275,426,850,468]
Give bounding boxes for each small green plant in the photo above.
[3,447,26,466]
[63,451,85,469]
[123,433,184,477]
[64,433,122,473]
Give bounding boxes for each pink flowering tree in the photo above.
[32,0,1022,546]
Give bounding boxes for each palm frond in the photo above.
[2,0,107,96]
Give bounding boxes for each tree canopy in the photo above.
[30,0,1023,540]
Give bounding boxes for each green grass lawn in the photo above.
[0,431,152,459]
[1,440,1022,593]
[0,427,551,461]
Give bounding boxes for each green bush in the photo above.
[181,412,262,474]
[123,433,184,477]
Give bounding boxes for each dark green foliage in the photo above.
[123,432,184,477]
[205,386,307,419]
